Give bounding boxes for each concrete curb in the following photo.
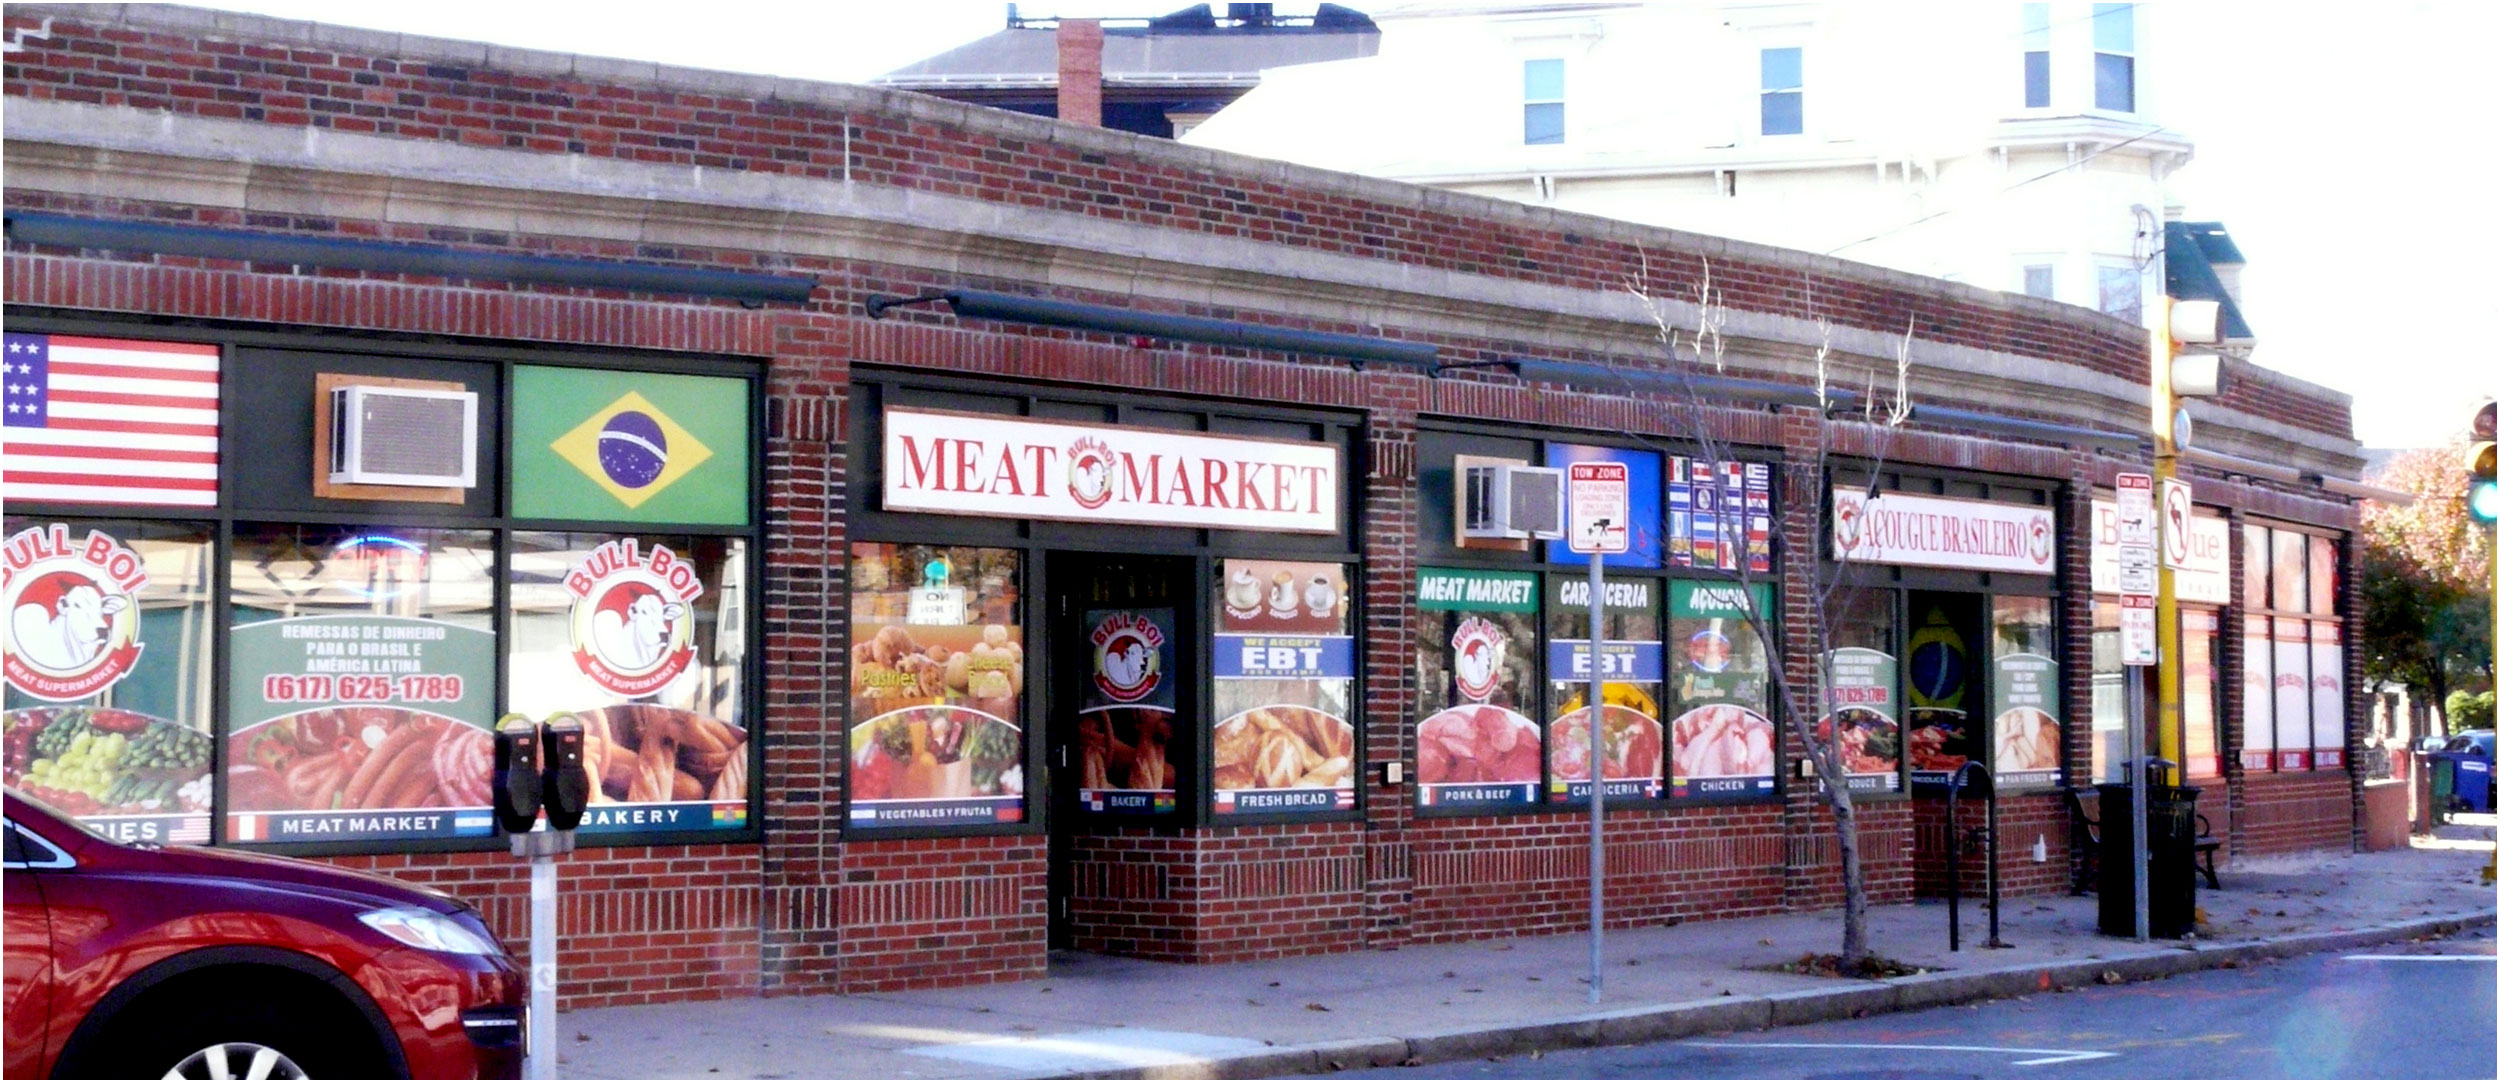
[1051,910,2494,1079]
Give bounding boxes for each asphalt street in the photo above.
[1335,928,2497,1080]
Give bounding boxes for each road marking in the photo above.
[2339,954,2496,962]
[1685,1041,2116,1067]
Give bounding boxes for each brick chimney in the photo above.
[1056,19,1103,127]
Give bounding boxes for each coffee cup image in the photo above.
[1266,570,1300,618]
[1226,566,1263,615]
[1302,575,1337,619]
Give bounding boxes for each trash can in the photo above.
[2445,751,2493,813]
[2429,753,2457,822]
[2096,782,2202,939]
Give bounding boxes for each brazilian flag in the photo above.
[511,366,749,525]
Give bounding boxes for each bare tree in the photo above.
[1609,255,1914,972]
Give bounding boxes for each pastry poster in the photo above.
[1212,561,1355,816]
[4,521,215,845]
[1547,575,1665,804]
[1667,580,1777,802]
[1079,607,1179,815]
[1414,568,1541,810]
[510,534,753,837]
[1989,596,2060,789]
[224,614,498,844]
[1818,647,1901,792]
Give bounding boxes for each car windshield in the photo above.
[4,786,122,851]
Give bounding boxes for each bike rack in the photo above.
[1945,761,2009,951]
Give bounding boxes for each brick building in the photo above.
[0,5,2371,1008]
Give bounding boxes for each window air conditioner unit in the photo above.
[1462,464,1565,540]
[329,385,479,487]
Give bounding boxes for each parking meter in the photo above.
[539,713,591,832]
[491,713,543,834]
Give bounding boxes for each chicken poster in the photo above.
[1668,580,1779,802]
[3,521,215,845]
[1212,561,1355,816]
[1546,575,1665,804]
[1079,607,1178,816]
[1816,647,1902,793]
[1414,567,1541,811]
[509,534,753,837]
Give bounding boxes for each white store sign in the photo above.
[1829,488,2057,574]
[883,407,1342,533]
[2090,498,2229,603]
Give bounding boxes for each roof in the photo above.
[874,4,1379,89]
[2164,220,2254,343]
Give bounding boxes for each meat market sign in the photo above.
[1829,488,2056,574]
[883,408,1341,533]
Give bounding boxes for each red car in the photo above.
[4,789,524,1079]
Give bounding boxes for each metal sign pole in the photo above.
[529,849,558,1080]
[1587,548,1606,1006]
[2123,666,2149,943]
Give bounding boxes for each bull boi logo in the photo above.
[1066,436,1115,511]
[550,391,715,510]
[1090,611,1164,703]
[1449,615,1507,703]
[564,538,704,697]
[2,524,146,702]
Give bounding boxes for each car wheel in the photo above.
[103,992,382,1081]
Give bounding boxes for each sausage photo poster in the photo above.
[1546,575,1665,804]
[224,530,500,845]
[509,533,754,837]
[1213,560,1355,816]
[1668,580,1778,802]
[1414,568,1541,811]
[1817,647,1902,792]
[4,521,216,845]
[1080,607,1179,815]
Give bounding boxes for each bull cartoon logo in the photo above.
[3,525,147,702]
[1090,612,1164,704]
[564,538,703,698]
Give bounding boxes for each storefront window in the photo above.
[5,519,216,844]
[1989,595,2061,788]
[2311,620,2346,770]
[2242,614,2275,770]
[1551,574,1668,804]
[2271,529,2307,614]
[1415,568,1541,811]
[2090,600,2127,782]
[509,532,750,836]
[1211,561,1356,816]
[1821,589,1902,793]
[1666,456,1774,572]
[2306,535,2338,616]
[2273,617,2311,770]
[2241,523,2268,611]
[223,525,497,845]
[1666,581,1775,802]
[2182,609,2220,778]
[844,543,1026,829]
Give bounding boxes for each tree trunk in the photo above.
[1826,777,1868,968]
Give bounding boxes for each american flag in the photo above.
[3,333,220,507]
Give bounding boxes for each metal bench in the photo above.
[2064,786,2220,892]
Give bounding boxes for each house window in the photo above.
[2021,263,2056,300]
[1759,47,1803,136]
[2022,4,2052,108]
[2096,261,2141,324]
[2093,3,2135,112]
[1523,58,1565,145]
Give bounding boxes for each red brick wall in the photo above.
[1404,808,1790,941]
[2238,772,2355,857]
[1059,825,1366,963]
[1910,793,2069,899]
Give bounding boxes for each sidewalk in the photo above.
[557,819,2499,1080]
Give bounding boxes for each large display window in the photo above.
[1821,590,1902,793]
[845,543,1027,829]
[1415,568,1542,811]
[4,519,217,844]
[1988,595,2062,789]
[224,525,499,845]
[1550,573,1667,805]
[2242,523,2346,772]
[1666,580,1775,802]
[1212,560,1357,816]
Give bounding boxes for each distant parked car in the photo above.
[4,788,524,1079]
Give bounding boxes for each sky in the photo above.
[162,0,2493,449]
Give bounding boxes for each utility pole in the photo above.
[2150,298,2225,787]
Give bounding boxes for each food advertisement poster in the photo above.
[1547,575,1665,804]
[847,619,1025,828]
[1414,568,1541,811]
[1668,458,1772,573]
[1818,647,1901,792]
[1213,561,1355,816]
[1905,605,1978,787]
[1667,581,1776,802]
[224,614,498,844]
[1081,607,1179,815]
[1988,614,2061,790]
[511,534,753,837]
[1545,445,1660,568]
[4,522,215,844]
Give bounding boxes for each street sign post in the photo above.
[2115,471,2154,944]
[1566,462,1627,1004]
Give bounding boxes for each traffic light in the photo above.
[2470,399,2497,524]
[2161,298,2228,397]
